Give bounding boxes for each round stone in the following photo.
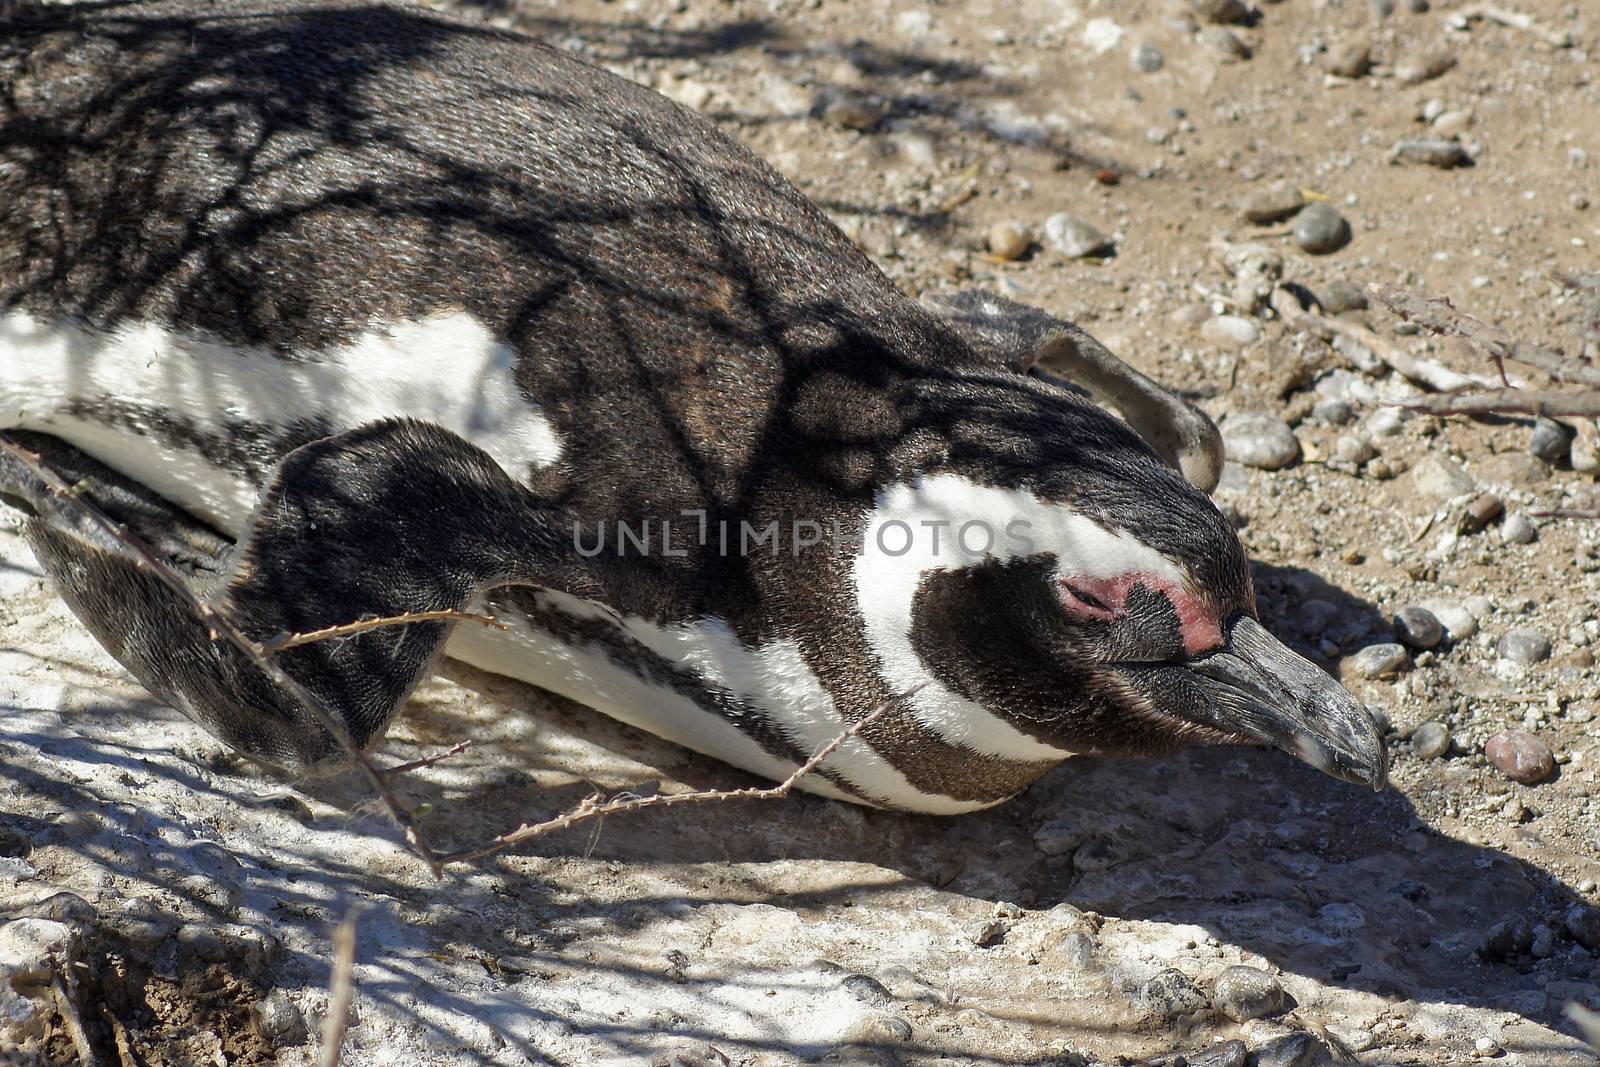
[1393,606,1443,649]
[1411,720,1451,759]
[1333,434,1376,464]
[1501,512,1537,545]
[1497,628,1552,665]
[1211,965,1286,1022]
[251,988,308,1047]
[1485,730,1555,784]
[1140,967,1210,1022]
[1132,42,1165,72]
[1252,1031,1320,1067]
[1222,413,1300,470]
[1396,48,1457,86]
[1201,314,1261,348]
[1242,182,1306,224]
[1410,454,1475,500]
[1529,418,1575,466]
[1293,203,1353,255]
[1566,905,1600,951]
[1043,213,1112,258]
[987,221,1031,260]
[1349,642,1409,679]
[1318,279,1369,313]
[1320,41,1372,78]
[1313,398,1355,425]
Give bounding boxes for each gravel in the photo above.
[1391,138,1472,168]
[1394,606,1444,649]
[1241,182,1306,224]
[1044,213,1112,258]
[1395,48,1457,86]
[1222,413,1300,469]
[1200,314,1261,348]
[1292,202,1352,254]
[1411,720,1452,759]
[1349,642,1409,678]
[987,221,1031,260]
[1410,454,1476,500]
[1485,730,1556,784]
[1497,628,1552,665]
[1501,511,1537,545]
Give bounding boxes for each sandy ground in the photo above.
[4,0,1600,1064]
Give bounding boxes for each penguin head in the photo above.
[855,372,1388,790]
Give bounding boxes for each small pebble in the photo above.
[1188,1040,1248,1067]
[1474,1037,1502,1058]
[1321,41,1372,78]
[1044,213,1113,258]
[969,917,1008,947]
[1411,720,1451,759]
[1252,1031,1320,1067]
[1132,42,1166,73]
[1410,454,1475,500]
[1391,138,1472,168]
[1395,49,1457,86]
[1314,398,1355,425]
[1529,417,1574,466]
[1191,0,1251,25]
[1349,642,1408,678]
[1365,407,1407,438]
[841,974,895,1009]
[1318,279,1369,313]
[1420,601,1477,640]
[1140,968,1210,1022]
[1203,28,1252,60]
[1293,203,1352,255]
[823,97,883,132]
[1334,434,1375,464]
[1462,493,1505,532]
[1432,109,1473,136]
[1485,730,1555,784]
[1566,905,1600,952]
[987,221,1031,260]
[1211,965,1285,1022]
[1222,413,1301,470]
[1393,606,1443,649]
[1241,182,1305,224]
[1500,512,1536,545]
[1201,314,1261,348]
[251,989,309,1047]
[1497,628,1551,666]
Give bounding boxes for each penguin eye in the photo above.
[1058,578,1122,621]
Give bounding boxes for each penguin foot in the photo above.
[6,420,562,773]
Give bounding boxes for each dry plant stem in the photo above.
[1454,3,1573,48]
[317,910,361,1067]
[1269,287,1489,393]
[380,740,474,783]
[436,686,924,866]
[1370,283,1600,389]
[261,610,507,652]
[1394,388,1600,418]
[51,974,100,1067]
[97,1003,139,1067]
[0,433,446,877]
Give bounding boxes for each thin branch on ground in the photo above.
[316,909,362,1067]
[1270,286,1492,393]
[1450,3,1573,49]
[51,974,100,1067]
[1392,388,1600,418]
[435,686,922,867]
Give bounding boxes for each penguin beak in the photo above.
[1182,616,1389,790]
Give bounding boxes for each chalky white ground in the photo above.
[1,519,1592,1066]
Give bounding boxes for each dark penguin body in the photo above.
[0,0,1386,811]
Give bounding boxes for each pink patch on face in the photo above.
[1057,573,1225,657]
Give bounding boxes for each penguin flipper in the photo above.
[6,419,559,773]
[925,289,1224,494]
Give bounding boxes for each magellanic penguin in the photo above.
[0,0,1387,813]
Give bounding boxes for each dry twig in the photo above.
[51,975,100,1067]
[435,687,920,866]
[261,610,507,653]
[317,910,362,1067]
[1450,3,1573,48]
